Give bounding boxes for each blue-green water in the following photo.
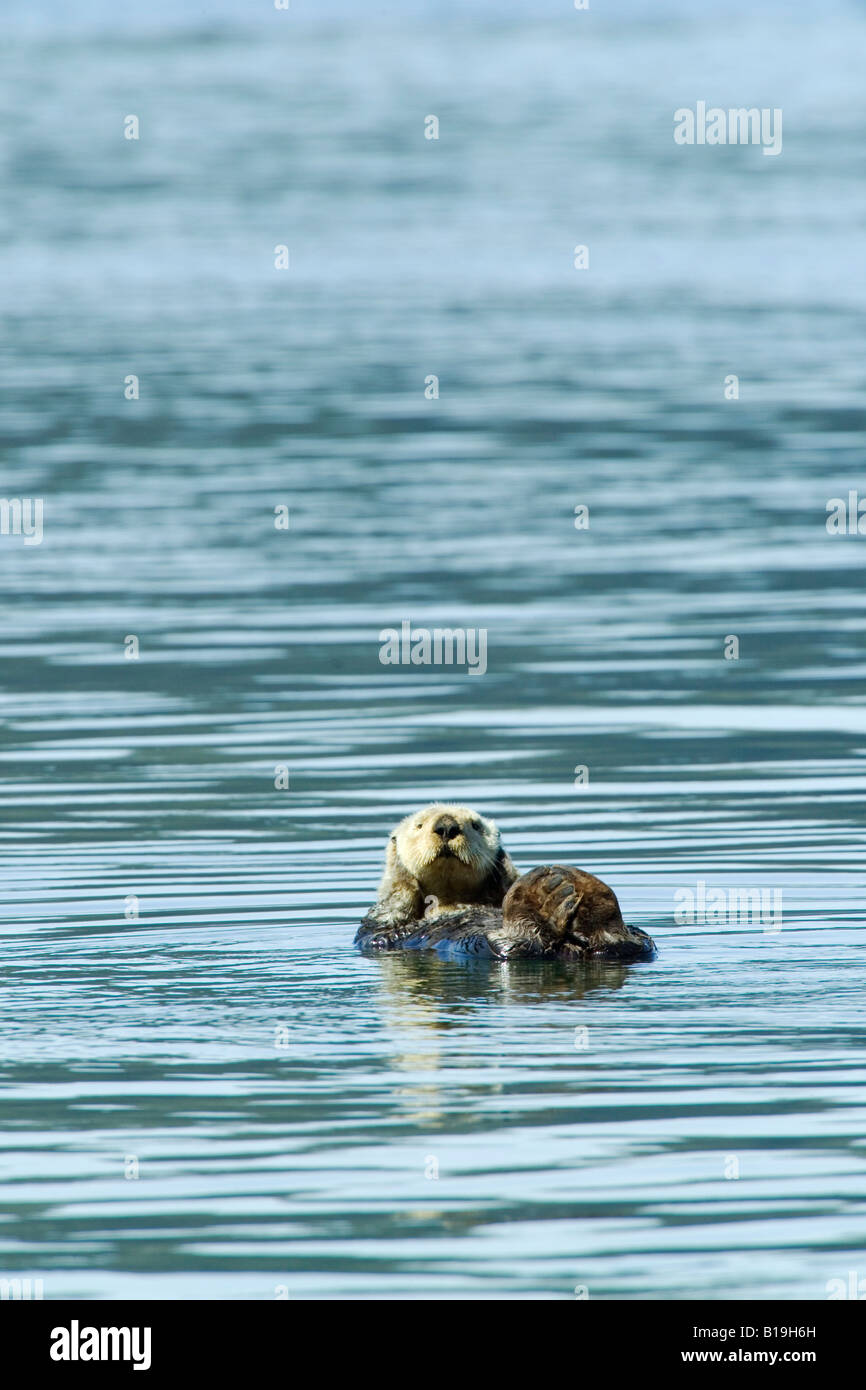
[1,4,865,1299]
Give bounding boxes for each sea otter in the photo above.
[355,804,655,962]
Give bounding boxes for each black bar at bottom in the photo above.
[3,1299,858,1378]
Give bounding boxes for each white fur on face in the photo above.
[394,803,501,878]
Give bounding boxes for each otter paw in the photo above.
[502,865,627,947]
[502,865,587,941]
[527,867,587,938]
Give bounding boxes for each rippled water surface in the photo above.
[1,4,865,1299]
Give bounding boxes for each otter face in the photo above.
[394,804,502,907]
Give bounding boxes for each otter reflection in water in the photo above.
[355,805,655,964]
[367,953,637,1127]
[372,949,639,1005]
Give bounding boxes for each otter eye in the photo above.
[415,823,423,829]
[472,820,481,831]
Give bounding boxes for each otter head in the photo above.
[393,803,503,911]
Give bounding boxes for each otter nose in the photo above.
[433,816,460,841]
